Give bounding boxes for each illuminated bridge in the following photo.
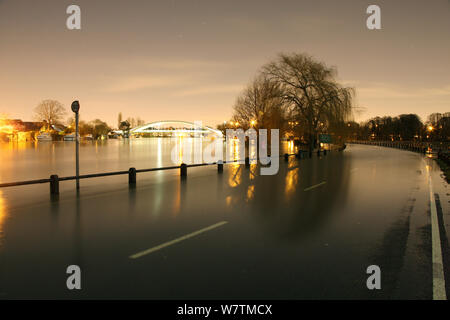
[130,120,223,138]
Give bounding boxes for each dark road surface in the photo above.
[0,144,448,299]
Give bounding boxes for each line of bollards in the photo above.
[38,141,449,197]
[47,147,332,196]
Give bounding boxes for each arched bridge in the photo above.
[130,120,223,137]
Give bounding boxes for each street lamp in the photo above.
[250,120,256,127]
[71,100,80,190]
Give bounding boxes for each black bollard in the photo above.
[129,167,136,185]
[245,156,250,168]
[50,174,59,195]
[217,160,223,173]
[324,149,327,156]
[284,153,289,162]
[180,163,187,178]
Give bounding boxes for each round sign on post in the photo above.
[71,100,80,113]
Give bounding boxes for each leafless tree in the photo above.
[34,99,67,129]
[263,53,354,149]
[232,75,287,132]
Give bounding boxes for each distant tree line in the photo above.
[117,112,145,129]
[32,100,146,139]
[345,112,450,142]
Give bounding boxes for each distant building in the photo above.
[0,119,44,132]
[0,119,45,142]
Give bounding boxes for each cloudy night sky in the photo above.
[0,0,449,127]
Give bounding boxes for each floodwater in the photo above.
[0,138,293,182]
[0,142,448,299]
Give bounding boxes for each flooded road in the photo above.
[0,143,448,299]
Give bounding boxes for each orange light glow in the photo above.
[0,190,7,247]
[0,118,15,134]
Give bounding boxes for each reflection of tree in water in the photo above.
[248,153,352,241]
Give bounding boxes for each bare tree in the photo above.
[263,53,354,149]
[34,100,67,129]
[232,75,286,132]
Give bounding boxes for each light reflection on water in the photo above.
[287,140,296,154]
[0,138,292,183]
[246,185,255,202]
[228,163,242,188]
[285,161,299,199]
[0,190,6,246]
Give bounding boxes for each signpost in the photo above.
[319,134,332,143]
[319,134,332,152]
[71,100,80,190]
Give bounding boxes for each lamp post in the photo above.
[71,100,80,190]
